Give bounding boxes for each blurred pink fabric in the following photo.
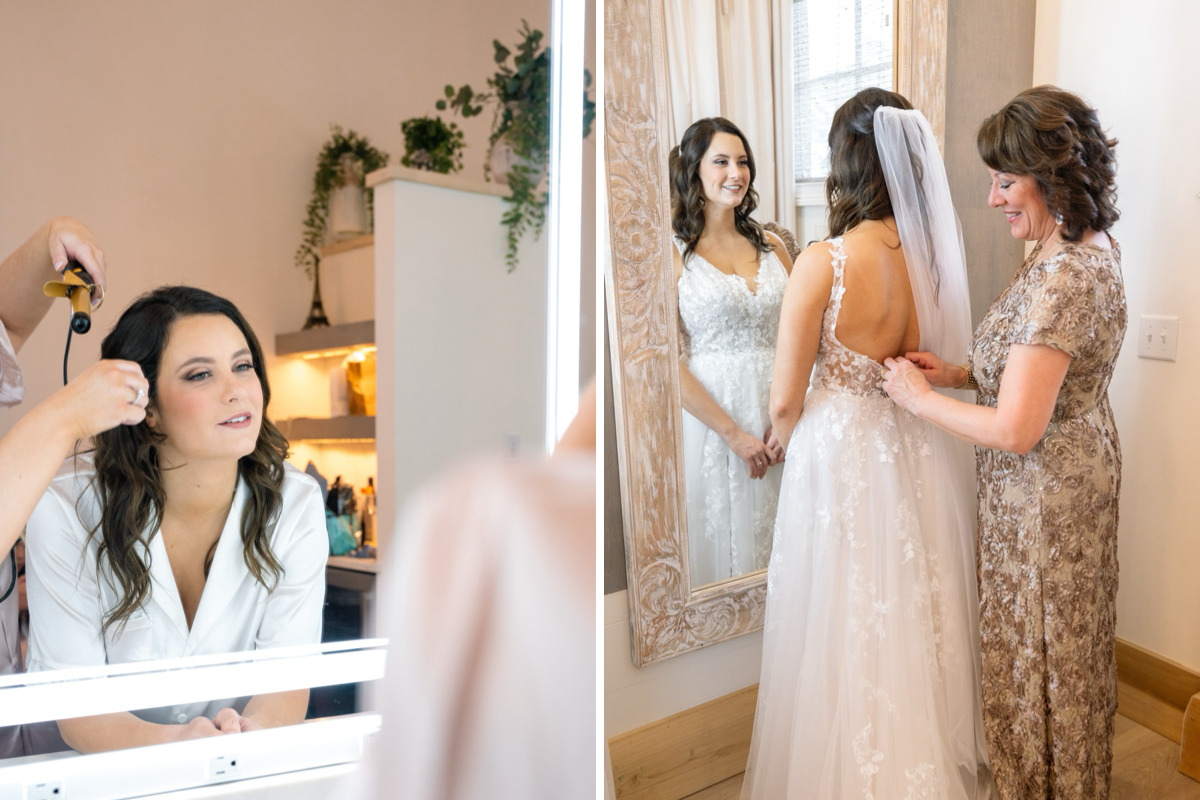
[345,451,596,799]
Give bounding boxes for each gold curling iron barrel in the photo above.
[43,261,95,334]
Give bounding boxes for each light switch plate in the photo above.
[1138,315,1179,361]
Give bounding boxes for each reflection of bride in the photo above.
[741,91,992,798]
[669,117,793,588]
[25,287,326,753]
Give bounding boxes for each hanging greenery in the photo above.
[437,20,596,271]
[295,125,390,278]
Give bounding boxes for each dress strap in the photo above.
[827,237,848,320]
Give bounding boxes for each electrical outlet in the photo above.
[25,781,63,800]
[1138,315,1179,361]
[207,753,240,781]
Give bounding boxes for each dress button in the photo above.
[177,713,187,723]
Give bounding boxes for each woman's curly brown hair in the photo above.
[977,85,1119,242]
[825,87,913,238]
[88,286,288,635]
[669,117,770,263]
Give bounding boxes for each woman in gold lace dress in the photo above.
[882,86,1125,799]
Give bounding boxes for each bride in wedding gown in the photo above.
[740,89,992,799]
[669,117,794,587]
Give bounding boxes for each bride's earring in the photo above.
[1055,211,1064,225]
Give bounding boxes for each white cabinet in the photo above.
[367,166,549,554]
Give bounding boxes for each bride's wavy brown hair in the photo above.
[826,88,914,237]
[669,117,771,263]
[88,286,288,634]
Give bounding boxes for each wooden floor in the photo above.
[680,715,1200,800]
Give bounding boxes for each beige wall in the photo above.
[1032,0,1200,669]
[945,0,1035,326]
[0,0,556,437]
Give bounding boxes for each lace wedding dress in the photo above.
[676,237,786,587]
[741,109,991,799]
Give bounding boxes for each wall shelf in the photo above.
[276,320,375,357]
[278,415,375,442]
[319,234,373,258]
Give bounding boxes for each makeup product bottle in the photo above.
[361,477,377,547]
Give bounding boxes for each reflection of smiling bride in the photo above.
[669,118,793,587]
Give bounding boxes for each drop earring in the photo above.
[1055,211,1064,225]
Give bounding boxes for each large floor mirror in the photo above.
[605,0,948,666]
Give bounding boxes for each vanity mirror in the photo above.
[605,0,949,665]
[0,0,577,778]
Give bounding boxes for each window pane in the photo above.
[793,0,894,185]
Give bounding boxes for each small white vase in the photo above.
[487,139,516,185]
[328,153,368,241]
[487,138,548,193]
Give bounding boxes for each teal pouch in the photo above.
[325,509,358,556]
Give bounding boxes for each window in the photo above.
[792,0,894,188]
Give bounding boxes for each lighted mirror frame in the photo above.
[545,0,586,449]
[604,0,948,666]
[0,640,385,797]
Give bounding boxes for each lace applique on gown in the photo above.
[676,237,786,587]
[741,238,991,800]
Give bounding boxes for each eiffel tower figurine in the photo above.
[303,255,330,329]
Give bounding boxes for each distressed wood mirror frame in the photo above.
[605,0,949,666]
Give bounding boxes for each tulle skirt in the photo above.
[741,387,992,800]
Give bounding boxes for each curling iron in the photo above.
[42,260,96,334]
[43,260,103,384]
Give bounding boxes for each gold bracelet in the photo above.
[956,364,978,391]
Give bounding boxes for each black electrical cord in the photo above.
[63,321,74,386]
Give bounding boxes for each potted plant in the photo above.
[295,125,389,278]
[294,126,389,329]
[437,20,596,271]
[400,115,465,174]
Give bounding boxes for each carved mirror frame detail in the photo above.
[605,0,946,667]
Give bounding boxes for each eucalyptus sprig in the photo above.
[295,125,389,278]
[437,20,596,271]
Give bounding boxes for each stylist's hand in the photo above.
[903,350,963,389]
[724,427,771,479]
[46,360,149,442]
[45,216,107,305]
[882,357,933,414]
